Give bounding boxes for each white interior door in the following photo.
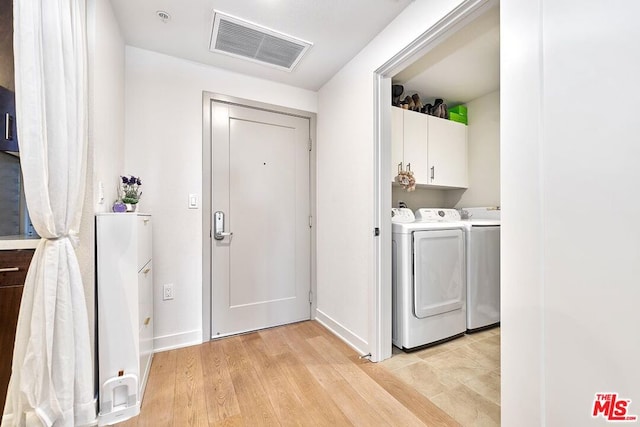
[211,102,311,338]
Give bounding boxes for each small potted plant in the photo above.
[120,175,142,212]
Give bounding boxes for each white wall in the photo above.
[124,47,318,350]
[316,0,463,353]
[445,90,500,208]
[502,0,640,425]
[392,186,446,211]
[88,0,126,212]
[81,0,126,361]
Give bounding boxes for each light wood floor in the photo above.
[382,329,501,426]
[116,320,460,426]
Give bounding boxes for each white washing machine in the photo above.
[392,208,466,350]
[460,207,501,332]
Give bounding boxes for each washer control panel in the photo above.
[415,208,461,222]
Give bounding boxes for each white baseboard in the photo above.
[153,318,369,356]
[153,329,202,353]
[314,309,369,356]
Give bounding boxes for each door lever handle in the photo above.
[214,211,233,240]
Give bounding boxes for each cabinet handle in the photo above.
[143,267,151,275]
[5,113,12,140]
[0,267,19,273]
[144,317,151,326]
[143,219,150,224]
[430,166,435,181]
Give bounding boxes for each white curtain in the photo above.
[2,0,94,426]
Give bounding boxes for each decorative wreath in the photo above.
[395,169,416,192]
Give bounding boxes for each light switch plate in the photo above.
[98,181,105,204]
[188,193,198,209]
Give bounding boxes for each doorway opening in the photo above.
[372,0,499,362]
[372,0,501,422]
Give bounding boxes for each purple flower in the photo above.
[120,175,143,203]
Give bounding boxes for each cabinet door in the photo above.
[403,109,429,184]
[96,215,139,396]
[0,249,33,418]
[138,260,153,397]
[427,116,468,188]
[0,285,23,416]
[0,88,18,152]
[391,106,404,182]
[137,216,152,270]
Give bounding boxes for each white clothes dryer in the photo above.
[392,208,466,350]
[460,207,501,332]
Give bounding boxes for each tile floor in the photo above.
[381,328,501,427]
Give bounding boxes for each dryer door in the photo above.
[413,229,465,318]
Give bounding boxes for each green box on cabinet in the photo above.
[449,104,467,117]
[449,112,468,125]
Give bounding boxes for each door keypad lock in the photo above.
[214,211,233,240]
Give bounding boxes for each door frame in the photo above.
[371,0,498,361]
[201,92,317,342]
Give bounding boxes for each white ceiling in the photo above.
[393,6,500,106]
[109,0,413,91]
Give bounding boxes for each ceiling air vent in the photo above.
[209,11,312,72]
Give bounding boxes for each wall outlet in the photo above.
[163,283,174,300]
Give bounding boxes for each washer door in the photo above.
[413,229,465,318]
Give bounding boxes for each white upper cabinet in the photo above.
[402,109,429,184]
[391,108,429,184]
[391,106,468,189]
[427,115,468,188]
[391,106,404,182]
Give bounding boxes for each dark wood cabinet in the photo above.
[0,249,34,417]
[0,0,14,92]
[1,2,30,416]
[0,0,15,153]
[0,87,18,152]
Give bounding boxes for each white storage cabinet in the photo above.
[96,213,153,426]
[392,107,430,184]
[427,115,468,188]
[391,106,468,188]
